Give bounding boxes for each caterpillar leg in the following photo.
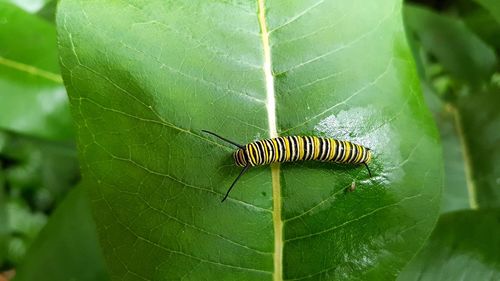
[363,162,372,177]
[221,165,250,202]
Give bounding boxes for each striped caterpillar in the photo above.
[202,130,372,202]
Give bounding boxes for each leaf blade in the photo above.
[0,3,73,140]
[57,0,443,280]
[398,209,500,281]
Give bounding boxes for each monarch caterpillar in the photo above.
[202,130,372,202]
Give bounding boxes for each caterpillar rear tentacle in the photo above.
[202,130,373,202]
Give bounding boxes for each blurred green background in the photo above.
[0,0,498,280]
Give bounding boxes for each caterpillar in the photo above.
[202,130,372,202]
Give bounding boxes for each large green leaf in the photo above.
[57,0,442,280]
[0,3,72,140]
[398,209,500,280]
[14,185,109,281]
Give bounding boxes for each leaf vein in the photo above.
[284,194,422,243]
[268,0,325,34]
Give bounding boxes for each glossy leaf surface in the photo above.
[57,0,443,280]
[398,209,500,281]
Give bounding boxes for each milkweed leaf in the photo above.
[57,0,443,280]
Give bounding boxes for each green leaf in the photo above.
[418,84,469,213]
[0,161,6,267]
[404,4,497,87]
[14,185,110,281]
[35,0,58,22]
[403,21,463,215]
[398,209,500,280]
[475,0,500,24]
[463,6,500,52]
[0,0,58,22]
[416,48,500,211]
[57,0,443,280]
[456,84,500,208]
[404,3,500,211]
[435,110,469,213]
[0,0,52,14]
[0,3,73,140]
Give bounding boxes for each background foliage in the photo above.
[396,0,500,278]
[0,0,498,280]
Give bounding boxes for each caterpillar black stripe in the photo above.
[202,130,372,202]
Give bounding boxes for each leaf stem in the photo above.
[449,103,478,209]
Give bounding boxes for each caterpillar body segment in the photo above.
[201,130,372,202]
[233,136,371,167]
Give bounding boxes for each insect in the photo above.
[349,181,357,192]
[202,130,372,202]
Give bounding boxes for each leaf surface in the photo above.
[0,3,72,140]
[57,1,443,280]
[456,85,500,208]
[464,4,500,52]
[398,209,500,281]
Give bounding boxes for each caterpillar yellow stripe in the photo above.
[202,130,372,202]
[233,136,371,167]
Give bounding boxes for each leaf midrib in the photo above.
[0,55,62,83]
[257,0,282,280]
